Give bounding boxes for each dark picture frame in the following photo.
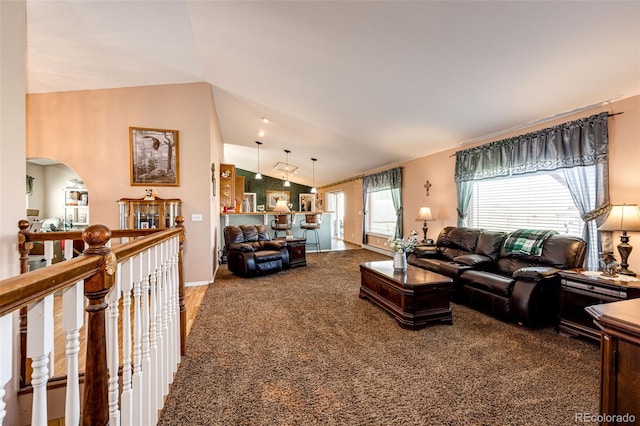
[130,127,179,186]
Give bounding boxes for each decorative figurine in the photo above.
[599,252,619,277]
[144,187,157,200]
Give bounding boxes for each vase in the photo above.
[393,251,407,271]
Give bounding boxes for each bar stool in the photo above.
[271,213,293,238]
[300,213,321,254]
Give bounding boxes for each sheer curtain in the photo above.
[362,167,403,240]
[454,112,610,269]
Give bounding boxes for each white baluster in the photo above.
[107,264,122,426]
[141,248,153,426]
[62,281,84,426]
[148,245,161,423]
[159,242,169,398]
[172,237,181,369]
[43,240,55,378]
[0,314,13,425]
[43,240,54,266]
[120,258,134,426]
[132,254,144,426]
[27,295,54,426]
[167,238,178,375]
[63,238,74,261]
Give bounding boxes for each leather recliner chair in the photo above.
[224,224,290,276]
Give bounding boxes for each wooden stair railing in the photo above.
[1,217,186,426]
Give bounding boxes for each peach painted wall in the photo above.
[26,82,220,284]
[333,94,640,269]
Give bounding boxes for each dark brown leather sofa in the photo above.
[224,224,290,276]
[407,227,587,326]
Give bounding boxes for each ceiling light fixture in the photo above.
[258,130,266,137]
[283,149,291,187]
[310,158,317,194]
[254,141,263,179]
[261,117,270,123]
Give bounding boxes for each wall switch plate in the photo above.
[191,214,203,222]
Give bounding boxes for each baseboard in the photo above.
[361,244,393,257]
[185,280,211,287]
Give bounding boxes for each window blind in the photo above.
[468,171,584,237]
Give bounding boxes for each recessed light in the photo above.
[258,130,265,137]
[261,117,270,123]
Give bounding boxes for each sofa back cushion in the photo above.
[496,233,586,275]
[239,224,271,242]
[224,226,245,245]
[436,227,482,260]
[224,224,271,246]
[540,235,587,269]
[475,231,508,261]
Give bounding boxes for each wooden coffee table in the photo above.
[359,260,453,330]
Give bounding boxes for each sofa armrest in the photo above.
[413,245,439,258]
[263,240,287,250]
[228,243,255,252]
[453,254,492,267]
[512,266,561,281]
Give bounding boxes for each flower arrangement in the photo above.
[386,230,419,253]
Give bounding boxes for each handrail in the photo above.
[2,218,186,425]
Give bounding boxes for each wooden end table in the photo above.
[276,237,307,268]
[557,270,640,342]
[359,260,453,330]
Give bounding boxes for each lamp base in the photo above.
[616,233,636,276]
[421,222,429,243]
[618,268,636,277]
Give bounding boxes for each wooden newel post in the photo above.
[18,219,33,274]
[18,220,34,387]
[175,215,187,356]
[81,225,116,426]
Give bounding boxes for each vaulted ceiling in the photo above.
[26,1,640,187]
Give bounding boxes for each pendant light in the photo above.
[283,149,291,187]
[254,141,263,179]
[310,158,317,193]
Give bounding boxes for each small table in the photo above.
[359,260,453,330]
[558,270,640,342]
[276,237,307,268]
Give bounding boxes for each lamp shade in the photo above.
[416,207,435,221]
[599,204,640,232]
[273,199,291,213]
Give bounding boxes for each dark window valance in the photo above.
[455,112,609,182]
[363,167,402,193]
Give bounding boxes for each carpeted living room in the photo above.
[159,249,599,425]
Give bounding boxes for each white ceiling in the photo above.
[26,1,640,187]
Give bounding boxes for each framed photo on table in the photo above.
[266,190,290,210]
[130,127,179,186]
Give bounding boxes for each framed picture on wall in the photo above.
[266,190,290,210]
[130,127,180,186]
[243,193,257,212]
[299,193,316,212]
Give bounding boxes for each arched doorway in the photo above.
[26,158,88,231]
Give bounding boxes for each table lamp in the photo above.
[273,199,292,239]
[416,207,436,243]
[598,204,640,276]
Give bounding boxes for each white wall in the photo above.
[0,1,26,424]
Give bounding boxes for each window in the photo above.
[367,189,397,237]
[468,170,584,237]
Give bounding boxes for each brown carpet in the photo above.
[159,249,599,425]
